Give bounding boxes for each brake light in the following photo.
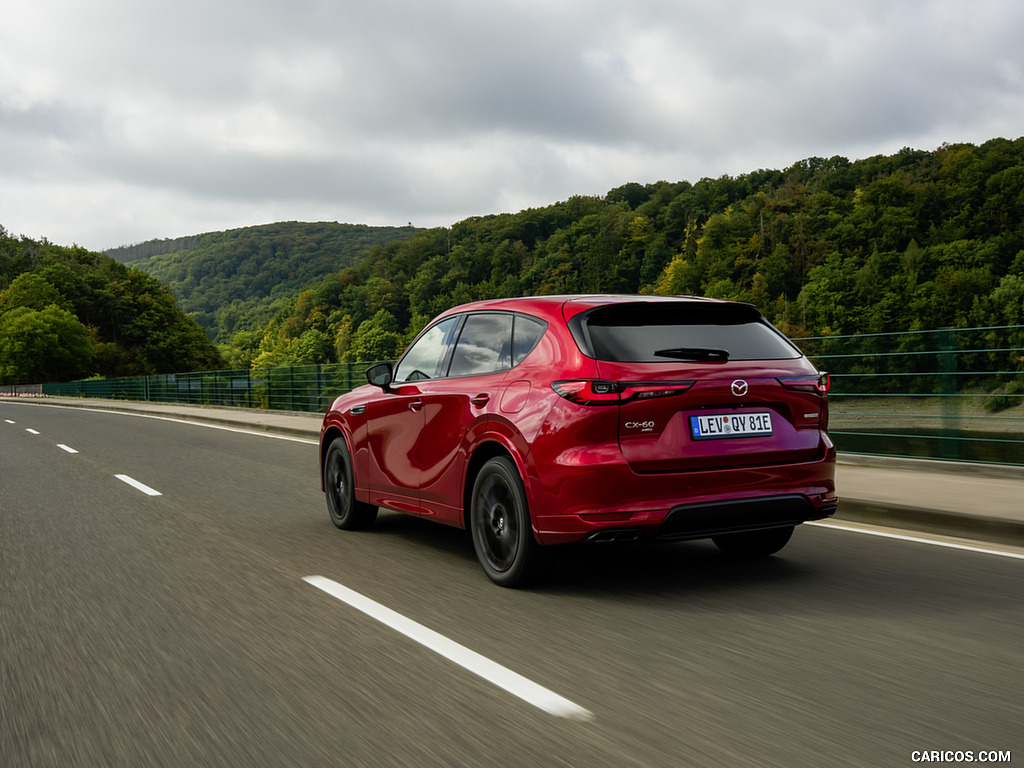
[551,380,621,405]
[779,373,830,394]
[551,380,695,406]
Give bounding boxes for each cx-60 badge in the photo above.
[625,420,656,432]
[731,380,749,397]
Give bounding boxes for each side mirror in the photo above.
[366,362,394,391]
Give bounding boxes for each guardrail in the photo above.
[4,324,1023,466]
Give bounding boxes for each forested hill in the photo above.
[0,229,222,384]
[231,138,1024,369]
[121,221,421,343]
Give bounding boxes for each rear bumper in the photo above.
[536,494,837,545]
[530,449,837,545]
[578,495,837,543]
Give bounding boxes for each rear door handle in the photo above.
[471,393,490,408]
[409,399,423,412]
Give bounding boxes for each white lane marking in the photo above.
[26,428,40,434]
[303,575,594,721]
[4,419,14,423]
[808,521,1024,560]
[57,444,79,454]
[144,416,318,444]
[114,474,162,497]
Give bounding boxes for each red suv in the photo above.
[320,295,836,586]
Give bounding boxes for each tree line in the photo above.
[6,137,1023,390]
[225,139,1024,377]
[0,230,222,384]
[122,221,421,344]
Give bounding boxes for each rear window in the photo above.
[570,302,801,362]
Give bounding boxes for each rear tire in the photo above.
[324,439,378,530]
[712,525,794,557]
[470,456,543,587]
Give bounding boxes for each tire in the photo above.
[470,456,543,587]
[324,438,378,530]
[712,525,794,558]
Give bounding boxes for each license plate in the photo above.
[690,412,773,440]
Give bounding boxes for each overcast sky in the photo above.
[2,0,1022,252]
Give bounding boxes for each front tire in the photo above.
[324,439,377,530]
[470,456,543,587]
[712,525,794,557]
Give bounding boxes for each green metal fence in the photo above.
[30,362,389,414]
[799,325,1024,466]
[5,324,1024,467]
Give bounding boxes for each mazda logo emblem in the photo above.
[731,380,748,397]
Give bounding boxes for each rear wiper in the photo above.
[654,347,730,362]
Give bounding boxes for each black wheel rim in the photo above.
[327,447,350,520]
[474,473,520,572]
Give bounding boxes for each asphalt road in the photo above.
[2,402,1021,768]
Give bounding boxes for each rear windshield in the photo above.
[570,302,801,362]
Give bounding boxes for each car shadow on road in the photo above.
[544,538,812,595]
[344,511,1021,630]
[365,509,813,598]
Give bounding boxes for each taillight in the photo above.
[551,380,695,406]
[551,380,622,406]
[778,372,830,394]
[779,373,830,431]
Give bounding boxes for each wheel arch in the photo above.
[462,439,525,531]
[319,424,348,491]
[462,438,536,536]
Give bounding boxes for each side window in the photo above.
[393,317,459,384]
[448,313,513,378]
[512,314,547,366]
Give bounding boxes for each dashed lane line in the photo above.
[9,420,160,495]
[114,474,162,497]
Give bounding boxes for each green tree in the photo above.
[0,305,94,383]
[345,309,403,362]
[287,328,332,364]
[219,330,262,369]
[0,273,70,312]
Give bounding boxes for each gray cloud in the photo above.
[2,0,1022,250]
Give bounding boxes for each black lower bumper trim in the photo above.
[657,495,835,541]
